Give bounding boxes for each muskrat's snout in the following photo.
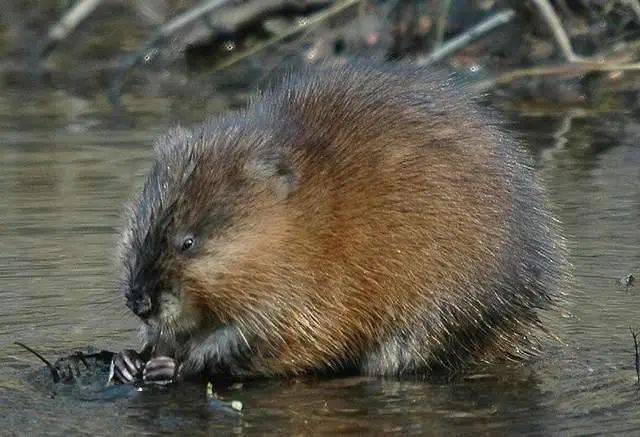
[126,286,152,319]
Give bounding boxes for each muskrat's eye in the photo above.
[181,237,195,252]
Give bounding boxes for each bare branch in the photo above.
[433,0,452,49]
[38,0,104,59]
[161,0,234,37]
[108,0,232,102]
[418,9,515,66]
[211,0,362,72]
[472,61,640,92]
[530,0,582,62]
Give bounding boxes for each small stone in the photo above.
[231,400,243,412]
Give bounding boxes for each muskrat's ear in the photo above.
[153,126,193,158]
[245,156,298,200]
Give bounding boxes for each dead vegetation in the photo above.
[4,1,640,102]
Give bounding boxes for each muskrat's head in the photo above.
[117,120,298,342]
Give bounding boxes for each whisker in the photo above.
[236,325,251,352]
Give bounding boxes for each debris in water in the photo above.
[629,326,640,384]
[206,381,243,413]
[14,341,115,384]
[618,273,635,289]
[14,342,60,383]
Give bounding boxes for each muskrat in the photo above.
[112,63,567,384]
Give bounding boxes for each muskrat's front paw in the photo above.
[143,356,178,385]
[111,349,144,384]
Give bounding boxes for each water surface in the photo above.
[1,87,640,435]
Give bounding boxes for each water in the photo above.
[1,86,640,435]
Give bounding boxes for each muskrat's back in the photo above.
[118,64,567,379]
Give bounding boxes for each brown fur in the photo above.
[118,63,567,378]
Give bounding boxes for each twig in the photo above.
[108,0,232,102]
[37,0,104,59]
[630,327,640,384]
[159,0,233,36]
[472,61,640,92]
[14,342,60,383]
[433,0,452,49]
[210,0,362,72]
[418,9,515,66]
[200,0,331,34]
[530,0,582,62]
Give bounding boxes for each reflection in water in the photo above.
[1,88,640,434]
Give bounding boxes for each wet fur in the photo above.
[118,63,567,378]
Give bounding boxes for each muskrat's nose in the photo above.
[126,290,152,319]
